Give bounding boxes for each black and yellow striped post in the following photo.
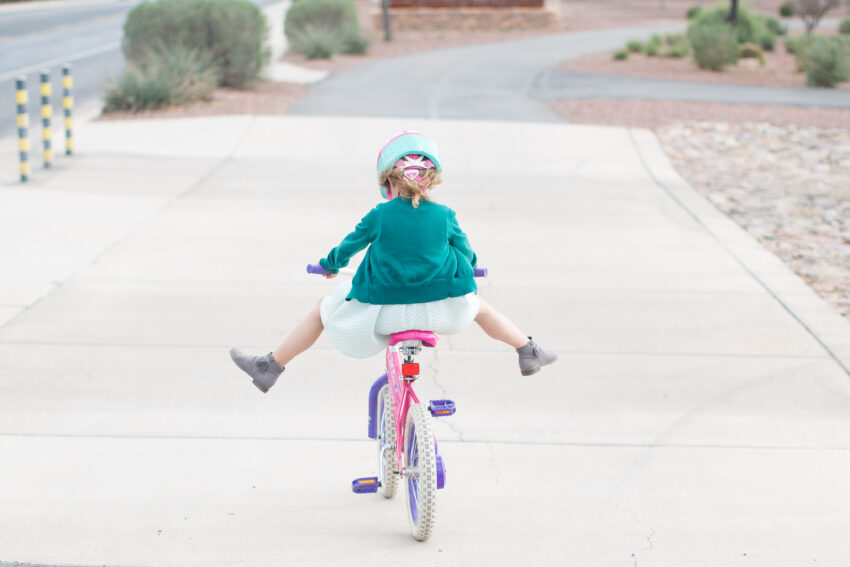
[62,65,73,156]
[40,70,52,168]
[15,77,30,182]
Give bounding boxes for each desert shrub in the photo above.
[839,17,850,34]
[693,4,776,50]
[104,45,219,112]
[340,26,370,54]
[779,1,794,16]
[663,36,691,58]
[290,25,342,59]
[612,49,629,61]
[123,0,268,89]
[645,35,663,56]
[738,42,765,64]
[626,40,644,52]
[686,5,703,18]
[285,0,367,57]
[786,34,818,69]
[688,20,739,70]
[759,32,777,51]
[738,42,764,58]
[804,36,850,86]
[766,16,787,36]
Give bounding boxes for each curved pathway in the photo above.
[291,23,850,121]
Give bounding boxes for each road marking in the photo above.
[0,40,120,83]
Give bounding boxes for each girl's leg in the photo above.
[230,300,324,393]
[475,297,558,376]
[272,300,324,367]
[474,297,529,349]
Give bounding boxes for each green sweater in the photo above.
[319,198,478,305]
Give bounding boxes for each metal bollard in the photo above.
[62,65,73,156]
[15,77,30,182]
[40,70,52,168]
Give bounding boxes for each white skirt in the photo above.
[320,279,480,359]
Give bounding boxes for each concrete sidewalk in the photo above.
[1,116,849,566]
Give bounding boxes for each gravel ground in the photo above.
[552,99,850,129]
[657,122,850,318]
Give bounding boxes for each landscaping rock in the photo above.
[658,121,850,317]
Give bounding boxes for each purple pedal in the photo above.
[352,477,379,494]
[429,399,456,417]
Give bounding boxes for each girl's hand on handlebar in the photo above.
[323,273,338,279]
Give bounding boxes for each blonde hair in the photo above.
[380,167,442,208]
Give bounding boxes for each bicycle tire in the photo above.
[404,402,437,541]
[377,385,398,498]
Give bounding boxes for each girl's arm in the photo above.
[448,210,478,269]
[319,208,379,274]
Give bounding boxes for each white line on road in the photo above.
[0,40,120,83]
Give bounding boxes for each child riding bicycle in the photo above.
[230,132,556,392]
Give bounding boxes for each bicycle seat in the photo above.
[388,330,438,348]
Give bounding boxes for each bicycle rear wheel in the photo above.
[377,385,398,498]
[404,402,437,541]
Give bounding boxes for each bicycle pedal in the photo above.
[429,399,456,417]
[351,477,379,494]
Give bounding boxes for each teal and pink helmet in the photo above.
[376,131,443,199]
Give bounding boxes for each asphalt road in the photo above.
[290,19,848,122]
[0,0,280,139]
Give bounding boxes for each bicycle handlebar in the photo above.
[307,264,488,278]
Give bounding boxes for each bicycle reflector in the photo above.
[402,363,419,377]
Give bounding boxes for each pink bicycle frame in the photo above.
[386,342,420,470]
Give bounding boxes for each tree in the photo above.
[727,0,739,23]
[795,0,840,33]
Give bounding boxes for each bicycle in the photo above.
[307,263,486,541]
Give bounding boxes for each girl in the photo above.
[230,132,556,393]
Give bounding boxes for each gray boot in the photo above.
[516,337,558,376]
[229,348,284,393]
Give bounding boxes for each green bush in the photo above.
[285,0,356,38]
[688,20,739,70]
[104,45,219,112]
[626,40,644,53]
[766,16,787,36]
[123,0,268,89]
[839,17,850,34]
[779,1,794,17]
[786,34,818,70]
[693,3,776,50]
[645,42,660,56]
[804,36,850,87]
[612,49,629,61]
[285,0,366,57]
[686,5,702,19]
[290,25,341,59]
[663,37,691,58]
[340,26,370,54]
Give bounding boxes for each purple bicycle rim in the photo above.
[407,420,419,525]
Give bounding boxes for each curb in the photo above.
[628,127,850,378]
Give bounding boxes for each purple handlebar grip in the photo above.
[307,264,330,275]
[474,268,488,278]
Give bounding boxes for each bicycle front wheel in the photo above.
[377,384,398,498]
[404,402,437,541]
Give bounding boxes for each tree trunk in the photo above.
[382,0,392,41]
[727,0,739,22]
